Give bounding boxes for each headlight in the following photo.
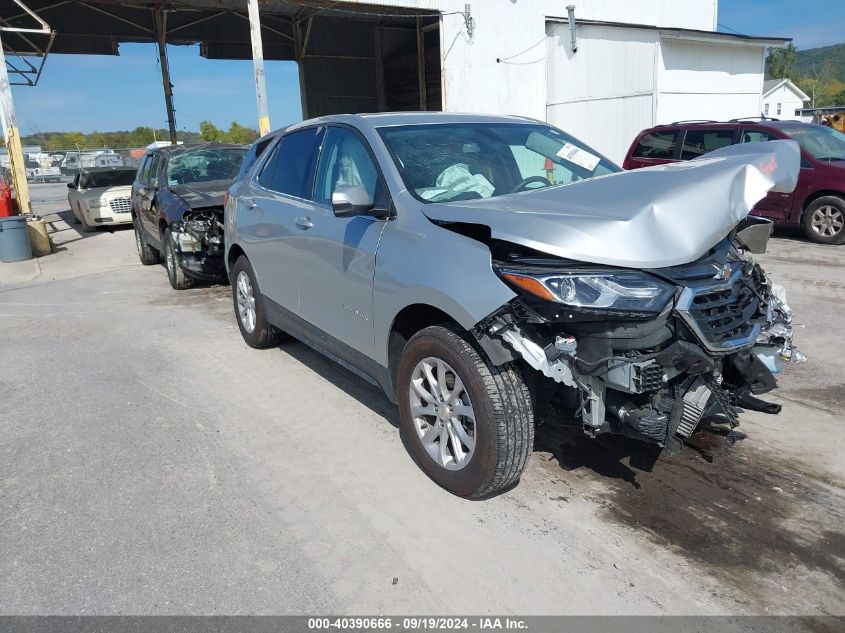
[88,198,105,208]
[498,269,674,313]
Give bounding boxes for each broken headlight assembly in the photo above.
[496,268,675,315]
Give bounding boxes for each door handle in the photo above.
[295,217,314,230]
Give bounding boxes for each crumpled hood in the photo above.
[171,180,233,208]
[421,140,800,269]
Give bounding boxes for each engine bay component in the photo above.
[486,233,806,453]
[169,207,227,280]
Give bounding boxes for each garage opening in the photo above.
[298,12,442,118]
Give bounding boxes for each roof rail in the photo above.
[728,116,780,122]
[668,119,718,125]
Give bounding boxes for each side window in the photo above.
[314,127,382,205]
[262,128,323,199]
[138,156,150,184]
[148,155,162,187]
[741,130,777,143]
[237,135,276,181]
[632,131,680,159]
[680,129,735,160]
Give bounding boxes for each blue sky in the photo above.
[11,43,302,135]
[718,0,840,48]
[9,1,841,135]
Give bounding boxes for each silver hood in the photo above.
[421,140,801,269]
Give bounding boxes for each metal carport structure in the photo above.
[0,0,447,212]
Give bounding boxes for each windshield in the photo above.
[166,147,247,185]
[783,125,845,161]
[80,170,136,189]
[378,122,619,203]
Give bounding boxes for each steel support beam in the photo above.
[154,10,178,144]
[0,31,31,214]
[246,0,270,136]
[416,16,427,110]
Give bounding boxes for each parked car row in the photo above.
[117,113,808,499]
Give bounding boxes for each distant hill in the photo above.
[796,43,845,82]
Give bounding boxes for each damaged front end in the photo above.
[169,207,227,281]
[475,229,805,452]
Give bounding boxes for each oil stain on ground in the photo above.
[534,425,845,615]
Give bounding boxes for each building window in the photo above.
[764,103,769,115]
[777,103,782,115]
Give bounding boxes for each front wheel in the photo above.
[397,325,534,499]
[803,196,845,244]
[164,228,194,290]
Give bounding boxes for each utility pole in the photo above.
[154,9,178,145]
[0,31,31,214]
[246,0,270,136]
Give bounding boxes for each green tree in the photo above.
[63,132,85,149]
[226,121,258,145]
[199,120,224,142]
[766,43,798,80]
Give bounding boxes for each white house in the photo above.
[762,79,809,121]
[325,0,789,163]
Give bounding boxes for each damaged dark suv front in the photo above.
[132,143,247,289]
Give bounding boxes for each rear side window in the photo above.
[680,129,735,160]
[238,135,277,181]
[632,131,679,159]
[259,128,323,199]
[741,130,777,143]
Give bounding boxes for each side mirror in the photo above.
[66,182,74,189]
[332,185,374,218]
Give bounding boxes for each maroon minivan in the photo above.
[623,120,845,244]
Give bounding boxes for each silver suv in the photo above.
[225,113,804,498]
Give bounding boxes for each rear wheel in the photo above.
[230,255,283,348]
[164,228,194,290]
[803,196,845,244]
[134,218,160,265]
[397,325,534,499]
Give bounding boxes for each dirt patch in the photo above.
[783,385,845,415]
[534,425,845,614]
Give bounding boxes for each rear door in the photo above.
[624,129,681,169]
[295,125,390,357]
[739,126,794,220]
[240,127,324,316]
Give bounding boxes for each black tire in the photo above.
[134,218,160,265]
[163,228,194,290]
[79,210,96,233]
[802,196,845,245]
[397,325,534,499]
[230,255,282,349]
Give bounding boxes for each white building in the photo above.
[323,0,788,163]
[761,79,809,121]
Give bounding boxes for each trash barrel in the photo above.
[26,216,52,257]
[0,215,33,262]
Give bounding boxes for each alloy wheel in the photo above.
[409,357,476,471]
[236,270,257,333]
[811,205,844,238]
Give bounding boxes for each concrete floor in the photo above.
[0,184,843,617]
